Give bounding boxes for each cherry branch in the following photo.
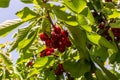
[42,0,55,28]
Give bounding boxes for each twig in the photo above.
[42,0,55,28]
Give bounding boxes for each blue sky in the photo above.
[0,0,33,63]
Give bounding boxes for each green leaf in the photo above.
[109,21,120,28]
[90,0,103,12]
[66,26,89,59]
[53,6,78,26]
[21,0,33,3]
[102,8,113,15]
[90,46,109,62]
[27,68,42,78]
[9,23,33,52]
[18,29,37,51]
[44,70,56,80]
[63,59,90,78]
[0,0,10,8]
[95,69,106,80]
[13,67,23,80]
[93,56,118,80]
[33,0,42,5]
[77,14,88,25]
[108,10,120,19]
[87,32,118,53]
[33,0,51,9]
[104,2,115,9]
[16,7,39,22]
[0,19,23,37]
[63,0,86,13]
[33,56,54,68]
[80,7,95,25]
[0,53,12,66]
[41,18,51,33]
[77,14,92,32]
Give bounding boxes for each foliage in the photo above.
[1,0,120,80]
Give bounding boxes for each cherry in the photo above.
[27,61,33,67]
[51,31,59,41]
[105,0,112,2]
[54,69,60,75]
[46,51,52,56]
[45,47,54,53]
[61,30,68,38]
[111,28,120,37]
[51,41,59,48]
[54,64,65,76]
[66,38,71,47]
[54,26,61,34]
[39,32,48,41]
[99,22,105,29]
[58,43,66,53]
[45,39,52,47]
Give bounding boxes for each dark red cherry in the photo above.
[54,26,61,34]
[66,38,71,47]
[61,30,68,38]
[39,32,48,41]
[27,61,33,67]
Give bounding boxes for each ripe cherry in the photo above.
[54,64,65,76]
[58,43,66,53]
[45,39,52,47]
[66,38,71,47]
[111,28,120,37]
[27,61,33,67]
[39,32,48,41]
[54,26,61,34]
[61,30,68,38]
[105,0,112,2]
[45,47,54,53]
[51,31,59,41]
[46,51,52,56]
[99,22,105,29]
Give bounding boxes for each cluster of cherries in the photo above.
[54,64,65,76]
[39,25,71,57]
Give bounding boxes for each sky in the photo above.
[0,0,33,63]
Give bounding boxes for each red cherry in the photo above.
[54,69,60,76]
[49,48,54,52]
[39,33,48,41]
[111,28,120,37]
[61,30,68,38]
[51,41,59,48]
[66,38,71,47]
[54,26,61,34]
[58,43,66,53]
[46,51,52,56]
[58,64,65,72]
[27,61,33,67]
[45,39,52,47]
[105,0,112,2]
[99,22,105,29]
[45,47,54,52]
[54,64,65,76]
[51,31,59,41]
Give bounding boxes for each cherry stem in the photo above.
[42,0,55,28]
[47,10,55,28]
